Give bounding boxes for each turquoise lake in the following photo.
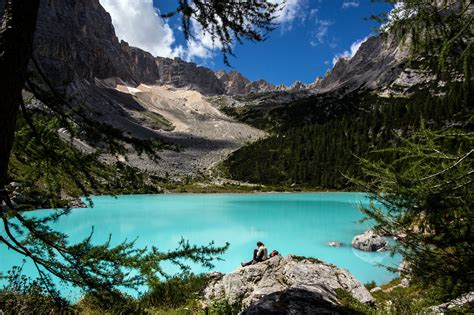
[1,192,401,296]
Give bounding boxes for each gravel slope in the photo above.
[103,80,267,179]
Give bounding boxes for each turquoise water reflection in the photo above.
[1,192,401,297]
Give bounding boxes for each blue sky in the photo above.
[100,0,392,86]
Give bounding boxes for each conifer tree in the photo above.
[0,0,280,297]
[356,0,474,297]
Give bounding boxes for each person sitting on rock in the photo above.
[241,241,268,267]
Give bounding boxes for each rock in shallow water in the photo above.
[202,255,374,313]
[352,230,390,252]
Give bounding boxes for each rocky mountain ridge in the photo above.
[30,0,160,86]
[315,35,410,94]
[1,0,411,98]
[2,0,295,96]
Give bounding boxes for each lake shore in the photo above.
[161,182,347,194]
[63,182,350,209]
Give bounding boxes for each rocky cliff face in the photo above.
[155,57,225,95]
[215,70,277,95]
[29,0,160,85]
[313,35,408,93]
[0,0,226,95]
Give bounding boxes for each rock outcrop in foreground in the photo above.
[352,230,391,252]
[202,255,374,314]
[427,291,474,314]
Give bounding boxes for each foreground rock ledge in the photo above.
[202,255,374,314]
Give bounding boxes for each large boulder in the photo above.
[352,230,390,252]
[202,255,374,314]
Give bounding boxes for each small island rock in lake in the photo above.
[202,254,374,314]
[328,241,343,247]
[352,230,390,252]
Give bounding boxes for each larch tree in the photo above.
[356,0,473,298]
[0,0,281,296]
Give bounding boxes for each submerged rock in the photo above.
[352,230,390,252]
[328,241,343,247]
[202,255,374,314]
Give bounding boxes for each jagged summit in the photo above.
[313,35,408,93]
[215,70,277,95]
[7,0,410,99]
[155,57,225,95]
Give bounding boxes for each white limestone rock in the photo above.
[427,291,474,314]
[202,255,374,313]
[352,230,391,252]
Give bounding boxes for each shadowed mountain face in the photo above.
[155,57,225,96]
[30,0,160,86]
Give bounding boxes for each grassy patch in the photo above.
[143,111,175,131]
[371,285,432,314]
[334,288,373,314]
[162,181,339,193]
[364,281,377,291]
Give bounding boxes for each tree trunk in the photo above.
[0,0,40,189]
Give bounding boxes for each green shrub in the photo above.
[334,288,373,314]
[364,281,377,291]
[204,299,241,315]
[0,266,71,314]
[141,274,209,309]
[77,290,143,314]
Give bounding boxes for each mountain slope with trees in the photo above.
[223,82,469,188]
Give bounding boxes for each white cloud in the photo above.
[99,0,181,58]
[100,0,308,63]
[381,2,416,31]
[342,1,359,9]
[270,0,307,32]
[329,39,338,49]
[184,18,224,61]
[310,19,333,46]
[332,36,368,66]
[184,1,308,62]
